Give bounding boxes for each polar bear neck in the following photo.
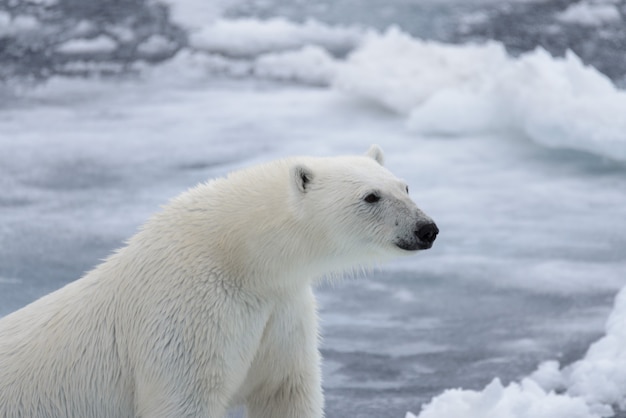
[132,161,342,293]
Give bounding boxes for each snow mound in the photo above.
[428,286,626,418]
[334,27,626,162]
[556,1,621,26]
[189,18,362,58]
[254,46,337,85]
[137,35,179,57]
[335,29,509,115]
[57,36,117,55]
[155,46,337,86]
[406,378,607,418]
[532,287,626,414]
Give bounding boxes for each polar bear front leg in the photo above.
[245,286,324,418]
[245,370,324,418]
[132,287,274,418]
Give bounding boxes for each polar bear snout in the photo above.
[394,219,439,251]
[415,222,439,249]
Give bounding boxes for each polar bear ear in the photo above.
[366,144,384,166]
[291,164,314,193]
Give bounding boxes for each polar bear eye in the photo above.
[364,193,381,203]
[405,185,409,193]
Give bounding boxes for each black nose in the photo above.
[416,222,439,244]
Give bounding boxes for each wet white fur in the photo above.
[0,145,433,417]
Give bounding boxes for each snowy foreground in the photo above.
[2,12,626,418]
[408,288,626,418]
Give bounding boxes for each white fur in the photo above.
[0,146,435,417]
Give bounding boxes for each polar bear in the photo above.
[0,145,438,418]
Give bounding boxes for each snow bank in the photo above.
[137,35,179,57]
[57,36,117,54]
[556,1,621,26]
[406,287,626,418]
[532,287,626,413]
[254,46,338,85]
[565,288,626,409]
[406,378,604,418]
[189,18,362,58]
[335,29,509,115]
[334,28,626,162]
[154,46,337,86]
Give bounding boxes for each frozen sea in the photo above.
[1,1,626,417]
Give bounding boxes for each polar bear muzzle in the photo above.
[396,220,439,251]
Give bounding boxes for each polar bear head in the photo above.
[289,145,438,266]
